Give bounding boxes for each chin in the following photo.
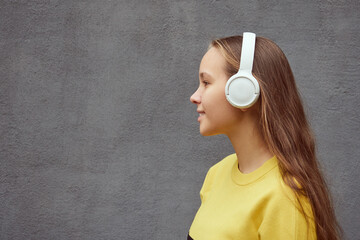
[199,128,219,137]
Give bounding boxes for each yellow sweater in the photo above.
[188,154,316,240]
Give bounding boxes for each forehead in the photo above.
[199,47,227,77]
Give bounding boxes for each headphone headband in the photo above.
[239,32,256,72]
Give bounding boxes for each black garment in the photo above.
[187,233,193,240]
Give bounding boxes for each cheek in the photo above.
[216,102,240,123]
[214,88,232,111]
[207,89,240,121]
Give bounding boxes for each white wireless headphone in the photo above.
[225,32,260,109]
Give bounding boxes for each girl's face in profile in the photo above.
[190,47,244,136]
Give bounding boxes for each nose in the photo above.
[190,88,201,104]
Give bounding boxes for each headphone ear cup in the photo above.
[228,77,254,104]
[225,72,260,108]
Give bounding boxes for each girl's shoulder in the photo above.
[208,153,237,172]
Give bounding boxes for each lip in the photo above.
[197,110,205,122]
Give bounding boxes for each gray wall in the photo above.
[1,0,359,239]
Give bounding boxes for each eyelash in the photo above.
[202,81,209,86]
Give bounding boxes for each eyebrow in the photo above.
[199,72,213,79]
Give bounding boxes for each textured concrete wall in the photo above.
[1,0,359,239]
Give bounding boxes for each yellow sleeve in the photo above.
[199,166,215,203]
[258,187,317,240]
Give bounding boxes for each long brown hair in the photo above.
[210,35,342,240]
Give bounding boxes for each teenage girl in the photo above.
[187,32,341,240]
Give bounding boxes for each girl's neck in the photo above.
[226,117,273,174]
